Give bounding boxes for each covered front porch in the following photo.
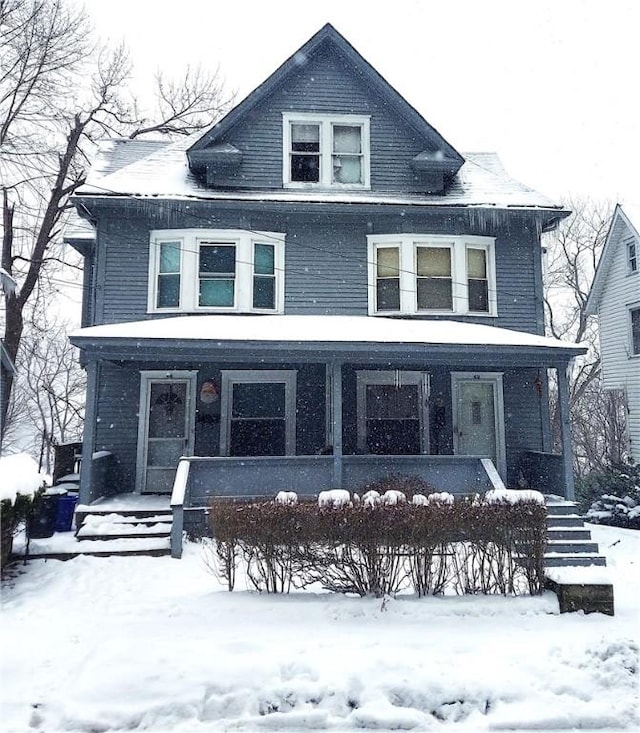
[70,315,586,509]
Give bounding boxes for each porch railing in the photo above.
[169,453,504,558]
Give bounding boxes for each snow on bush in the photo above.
[274,491,297,506]
[318,489,351,508]
[584,463,640,529]
[0,452,49,504]
[427,491,455,505]
[362,490,381,507]
[485,488,545,505]
[382,489,406,505]
[411,493,428,506]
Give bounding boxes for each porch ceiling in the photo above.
[70,315,586,366]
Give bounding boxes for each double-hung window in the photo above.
[284,112,370,188]
[628,240,638,274]
[368,234,496,316]
[631,306,640,356]
[149,229,285,314]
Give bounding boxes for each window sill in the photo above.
[370,311,498,318]
[282,182,370,191]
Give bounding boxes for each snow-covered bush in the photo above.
[275,491,298,506]
[318,489,351,508]
[382,489,406,506]
[427,492,455,505]
[0,453,49,570]
[584,463,640,529]
[485,488,545,505]
[411,493,428,506]
[209,496,547,597]
[359,474,436,502]
[362,490,381,507]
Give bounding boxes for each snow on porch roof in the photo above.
[71,315,586,354]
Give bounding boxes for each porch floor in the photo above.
[76,494,170,513]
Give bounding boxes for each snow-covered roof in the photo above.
[586,203,640,314]
[70,315,585,354]
[75,140,560,212]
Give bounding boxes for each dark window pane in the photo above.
[199,279,234,307]
[376,279,400,311]
[366,385,419,419]
[253,276,275,309]
[417,278,453,310]
[230,420,286,456]
[157,274,180,308]
[232,382,285,418]
[200,245,235,274]
[468,279,489,312]
[291,154,320,182]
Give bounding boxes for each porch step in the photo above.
[544,500,607,569]
[72,509,172,557]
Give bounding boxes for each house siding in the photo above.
[596,222,640,460]
[93,202,543,333]
[209,46,434,193]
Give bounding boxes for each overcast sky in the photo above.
[85,0,639,206]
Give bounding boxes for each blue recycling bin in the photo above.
[55,493,79,532]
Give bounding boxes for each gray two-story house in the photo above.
[68,24,585,523]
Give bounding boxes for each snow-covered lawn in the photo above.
[1,525,638,732]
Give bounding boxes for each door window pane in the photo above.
[148,383,186,438]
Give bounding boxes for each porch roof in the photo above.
[70,315,586,365]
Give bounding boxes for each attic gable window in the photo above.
[628,241,638,274]
[283,112,370,189]
[149,229,285,314]
[368,234,497,316]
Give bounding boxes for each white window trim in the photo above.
[148,229,285,314]
[367,234,497,316]
[219,370,297,456]
[282,112,371,189]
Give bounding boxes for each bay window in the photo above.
[284,112,370,188]
[368,234,496,316]
[149,229,285,313]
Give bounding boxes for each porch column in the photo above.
[331,360,343,488]
[79,358,99,505]
[556,363,575,501]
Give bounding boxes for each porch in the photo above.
[70,314,586,509]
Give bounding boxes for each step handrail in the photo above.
[170,459,191,559]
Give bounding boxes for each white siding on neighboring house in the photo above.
[588,206,640,461]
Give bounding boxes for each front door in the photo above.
[356,371,429,454]
[136,372,196,493]
[452,372,505,476]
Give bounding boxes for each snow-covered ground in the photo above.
[1,524,638,732]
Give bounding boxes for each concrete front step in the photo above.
[546,514,584,527]
[547,527,592,541]
[546,501,580,516]
[546,539,600,554]
[544,553,607,567]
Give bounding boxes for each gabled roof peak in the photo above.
[188,23,464,173]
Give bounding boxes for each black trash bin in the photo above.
[27,494,60,539]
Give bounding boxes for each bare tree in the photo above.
[0,0,233,447]
[543,197,626,473]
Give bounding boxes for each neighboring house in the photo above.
[586,204,640,462]
[68,24,585,525]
